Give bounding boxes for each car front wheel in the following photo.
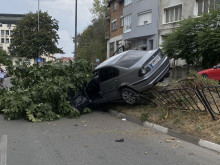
[121,88,137,105]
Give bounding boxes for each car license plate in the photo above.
[150,56,161,68]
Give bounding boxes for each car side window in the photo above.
[216,64,220,68]
[99,67,119,82]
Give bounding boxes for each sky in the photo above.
[0,0,94,57]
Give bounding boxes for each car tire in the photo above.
[201,74,209,78]
[121,88,137,105]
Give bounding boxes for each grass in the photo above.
[106,72,220,144]
[109,103,220,144]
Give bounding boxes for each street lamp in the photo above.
[74,0,78,60]
[37,0,40,62]
[38,0,40,32]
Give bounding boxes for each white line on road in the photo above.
[0,135,7,165]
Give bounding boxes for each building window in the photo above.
[6,30,9,36]
[111,20,117,31]
[10,31,14,36]
[197,0,220,15]
[1,38,4,43]
[1,30,4,36]
[0,23,2,27]
[123,15,131,33]
[113,2,117,11]
[124,0,132,6]
[138,11,152,26]
[7,24,11,28]
[165,5,182,23]
[0,46,2,49]
[6,38,9,43]
[110,42,114,52]
[216,0,220,9]
[120,17,124,27]
[149,40,154,50]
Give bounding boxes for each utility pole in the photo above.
[37,0,40,62]
[38,0,40,32]
[74,0,78,60]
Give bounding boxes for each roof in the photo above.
[0,14,25,24]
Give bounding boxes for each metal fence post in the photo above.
[196,87,216,121]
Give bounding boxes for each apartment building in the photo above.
[122,0,160,51]
[0,13,58,67]
[159,0,220,65]
[0,14,24,52]
[107,0,124,58]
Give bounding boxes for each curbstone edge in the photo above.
[108,109,220,153]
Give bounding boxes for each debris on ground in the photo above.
[115,138,124,142]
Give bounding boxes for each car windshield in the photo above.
[116,51,146,68]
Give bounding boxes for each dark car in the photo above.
[198,64,220,81]
[70,49,170,111]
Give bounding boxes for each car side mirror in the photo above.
[213,66,217,69]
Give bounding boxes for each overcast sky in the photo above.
[0,0,94,57]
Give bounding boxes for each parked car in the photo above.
[70,49,170,111]
[198,64,220,81]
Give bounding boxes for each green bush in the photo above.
[0,59,92,122]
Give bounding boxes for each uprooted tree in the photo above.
[0,60,93,122]
[162,9,220,68]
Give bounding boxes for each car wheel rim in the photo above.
[122,91,136,104]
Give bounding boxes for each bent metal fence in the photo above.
[142,86,220,120]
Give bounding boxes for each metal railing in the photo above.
[141,86,220,120]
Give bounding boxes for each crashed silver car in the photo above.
[70,49,170,111]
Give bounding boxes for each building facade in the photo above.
[0,14,24,52]
[107,0,124,58]
[122,0,160,51]
[0,13,57,66]
[159,0,220,66]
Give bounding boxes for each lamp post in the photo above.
[37,0,40,62]
[74,0,78,60]
[38,0,40,32]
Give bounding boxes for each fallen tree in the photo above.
[0,60,92,122]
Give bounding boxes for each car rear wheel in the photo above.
[121,88,137,105]
[201,74,209,78]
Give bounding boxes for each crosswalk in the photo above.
[0,135,7,165]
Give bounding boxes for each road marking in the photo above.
[0,135,7,165]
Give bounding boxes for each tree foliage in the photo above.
[162,9,220,68]
[0,49,12,67]
[0,60,92,122]
[9,11,64,59]
[74,0,108,63]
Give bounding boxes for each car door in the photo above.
[98,67,121,100]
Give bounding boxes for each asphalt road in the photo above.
[0,111,219,165]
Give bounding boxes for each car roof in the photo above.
[95,49,159,71]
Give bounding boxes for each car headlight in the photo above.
[138,67,151,77]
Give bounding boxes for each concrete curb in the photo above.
[108,109,220,153]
